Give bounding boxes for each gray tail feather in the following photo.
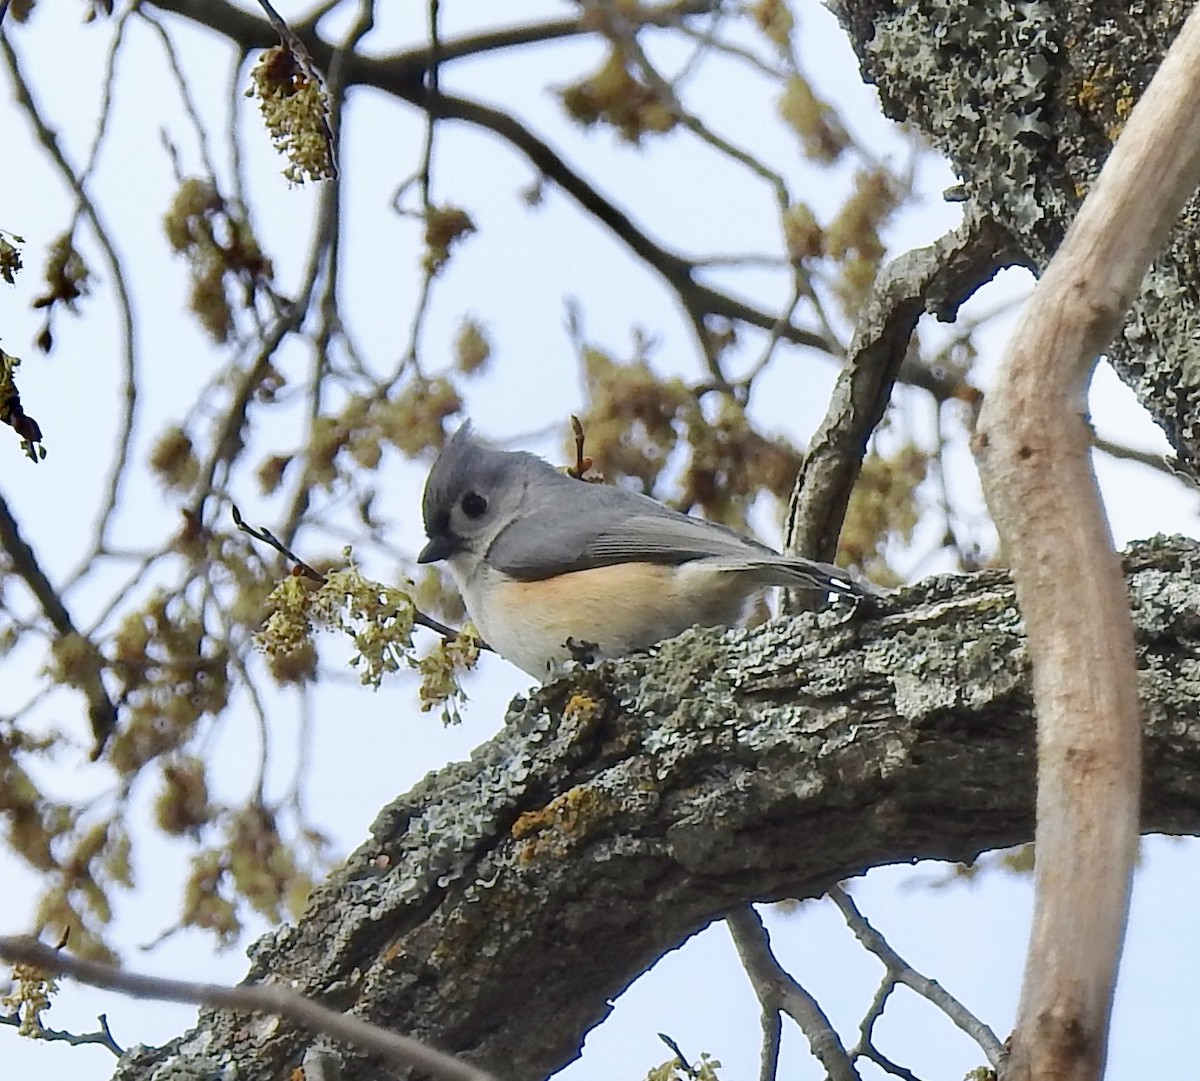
[748,558,871,596]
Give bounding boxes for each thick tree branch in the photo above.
[974,9,1200,1081]
[785,205,1025,565]
[837,0,1200,466]
[108,538,1200,1081]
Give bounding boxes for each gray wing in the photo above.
[486,474,863,594]
[484,474,765,577]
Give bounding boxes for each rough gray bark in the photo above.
[836,0,1200,468]
[111,537,1200,1081]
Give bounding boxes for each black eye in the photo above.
[460,492,488,519]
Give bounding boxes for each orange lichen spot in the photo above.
[561,692,605,740]
[512,785,617,863]
[1106,83,1136,141]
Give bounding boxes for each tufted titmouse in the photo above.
[418,425,864,677]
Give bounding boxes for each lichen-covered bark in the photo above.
[835,0,1200,466]
[111,538,1200,1081]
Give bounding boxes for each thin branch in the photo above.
[254,0,324,88]
[676,20,786,81]
[270,0,374,548]
[828,885,1007,1071]
[0,936,495,1081]
[854,976,896,1061]
[412,0,720,66]
[0,33,140,572]
[567,414,595,479]
[726,907,860,1081]
[75,4,138,204]
[739,275,807,402]
[858,1040,923,1081]
[425,89,832,356]
[232,506,478,646]
[1092,433,1184,477]
[138,9,222,180]
[598,0,791,208]
[0,492,117,751]
[396,0,441,376]
[142,0,837,360]
[974,8,1200,1079]
[0,1009,123,1056]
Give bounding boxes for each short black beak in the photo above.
[417,535,460,564]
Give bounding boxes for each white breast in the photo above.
[449,557,758,678]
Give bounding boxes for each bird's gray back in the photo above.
[488,468,774,580]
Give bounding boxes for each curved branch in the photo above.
[975,11,1200,1080]
[110,538,1200,1081]
[785,205,1026,564]
[378,0,721,67]
[728,907,860,1081]
[828,885,1005,1070]
[0,1009,123,1056]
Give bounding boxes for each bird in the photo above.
[418,424,865,677]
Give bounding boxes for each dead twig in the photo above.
[828,885,1006,1071]
[0,1010,123,1057]
[727,907,860,1081]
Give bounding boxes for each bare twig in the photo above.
[0,492,117,752]
[598,0,790,206]
[0,936,495,1081]
[139,9,222,180]
[388,0,719,67]
[0,1010,123,1056]
[254,0,320,82]
[231,504,326,582]
[974,8,1200,1079]
[858,1039,922,1081]
[1092,433,1183,477]
[0,34,140,573]
[726,907,860,1081]
[395,0,442,376]
[828,885,1006,1070]
[656,1032,694,1076]
[567,415,595,479]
